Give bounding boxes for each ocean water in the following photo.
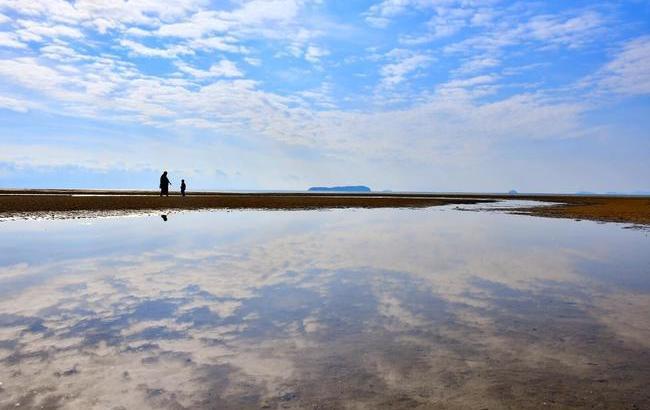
[0,203,648,409]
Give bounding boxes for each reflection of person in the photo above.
[161,214,168,222]
[159,171,171,197]
[181,179,186,197]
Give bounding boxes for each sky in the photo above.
[0,0,649,192]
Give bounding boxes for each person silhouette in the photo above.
[180,179,186,197]
[160,171,171,197]
[161,214,168,222]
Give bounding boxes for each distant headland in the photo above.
[308,186,371,192]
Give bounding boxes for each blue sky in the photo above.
[0,0,649,192]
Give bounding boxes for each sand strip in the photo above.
[0,191,648,225]
[0,192,490,219]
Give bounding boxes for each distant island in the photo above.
[308,186,371,192]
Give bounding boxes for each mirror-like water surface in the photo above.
[0,205,649,409]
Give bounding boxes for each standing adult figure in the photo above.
[180,179,187,197]
[160,171,171,197]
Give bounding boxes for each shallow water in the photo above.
[0,204,648,409]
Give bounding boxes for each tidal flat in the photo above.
[0,203,648,409]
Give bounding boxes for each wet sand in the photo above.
[511,195,650,226]
[0,191,489,219]
[0,190,648,225]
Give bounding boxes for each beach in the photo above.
[0,190,648,225]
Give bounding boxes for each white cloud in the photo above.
[174,117,221,129]
[125,27,152,37]
[428,15,465,38]
[296,82,335,109]
[444,9,606,55]
[229,0,303,26]
[244,57,262,66]
[0,0,205,32]
[156,11,230,38]
[189,36,248,54]
[208,60,243,78]
[304,45,329,63]
[525,11,603,49]
[153,0,309,41]
[365,0,494,30]
[436,74,500,99]
[380,52,432,87]
[0,48,594,170]
[365,16,391,28]
[0,57,67,91]
[0,0,642,178]
[443,74,498,89]
[175,60,243,78]
[16,19,83,42]
[40,44,86,61]
[595,36,650,96]
[364,0,413,26]
[469,9,494,26]
[0,95,33,112]
[0,32,26,48]
[119,39,194,58]
[454,56,500,74]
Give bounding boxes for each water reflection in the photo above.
[0,206,649,409]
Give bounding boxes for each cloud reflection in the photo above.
[0,208,649,408]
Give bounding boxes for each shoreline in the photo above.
[0,191,648,225]
[0,192,493,219]
[509,196,650,226]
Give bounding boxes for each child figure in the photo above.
[181,179,187,197]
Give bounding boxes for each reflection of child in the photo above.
[181,179,187,197]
